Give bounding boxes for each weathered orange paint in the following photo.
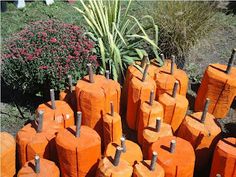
[105,140,143,166]
[56,125,101,177]
[142,122,173,159]
[17,158,60,177]
[210,137,236,177]
[16,121,62,167]
[195,63,236,118]
[158,93,188,133]
[177,112,221,171]
[149,136,195,177]
[37,100,74,128]
[0,132,16,177]
[137,100,163,145]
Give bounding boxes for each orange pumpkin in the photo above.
[17,155,60,177]
[177,98,221,171]
[59,75,77,112]
[16,110,63,167]
[103,102,122,149]
[137,90,164,145]
[133,151,165,177]
[155,55,188,99]
[149,136,195,177]
[0,132,16,177]
[158,81,189,132]
[56,112,101,177]
[195,49,236,118]
[96,146,133,177]
[126,64,156,130]
[105,136,143,166]
[210,137,236,177]
[142,118,173,159]
[37,89,74,128]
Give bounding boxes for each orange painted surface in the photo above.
[149,136,195,177]
[142,122,173,159]
[105,140,143,166]
[76,75,120,138]
[137,101,163,145]
[158,93,188,132]
[195,64,236,118]
[177,112,221,171]
[56,125,101,177]
[17,158,60,177]
[155,70,188,99]
[103,112,122,149]
[158,59,177,73]
[59,87,77,112]
[96,157,133,177]
[16,121,62,167]
[37,100,74,128]
[133,160,165,177]
[0,132,15,177]
[210,137,236,177]
[126,74,156,130]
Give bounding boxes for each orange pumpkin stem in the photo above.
[105,70,110,79]
[50,89,56,110]
[68,75,73,93]
[226,48,236,74]
[75,112,82,137]
[141,55,148,68]
[121,136,127,152]
[172,81,179,98]
[113,146,123,166]
[37,110,44,133]
[35,155,40,174]
[149,90,154,106]
[201,98,210,123]
[156,118,161,132]
[142,63,149,82]
[170,55,175,75]
[87,63,94,83]
[170,140,176,153]
[110,102,114,116]
[150,151,158,171]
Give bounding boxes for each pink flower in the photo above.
[27,54,34,61]
[50,38,57,43]
[39,66,48,70]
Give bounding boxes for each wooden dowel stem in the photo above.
[76,112,82,137]
[201,98,210,123]
[113,146,123,166]
[150,151,158,171]
[149,90,154,106]
[120,136,126,152]
[170,140,176,153]
[172,81,178,98]
[37,110,44,133]
[156,117,161,132]
[141,55,148,68]
[142,63,149,82]
[171,55,175,75]
[68,75,73,93]
[160,53,165,61]
[87,63,94,83]
[50,89,56,110]
[226,48,236,74]
[105,70,110,79]
[35,155,40,174]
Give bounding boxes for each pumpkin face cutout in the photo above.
[56,112,101,177]
[17,155,60,177]
[195,49,236,118]
[0,132,16,177]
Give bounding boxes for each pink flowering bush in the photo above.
[2,20,98,95]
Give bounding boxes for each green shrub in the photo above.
[1,20,98,95]
[74,0,161,82]
[135,1,218,67]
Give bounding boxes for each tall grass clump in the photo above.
[135,1,218,68]
[74,0,161,82]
